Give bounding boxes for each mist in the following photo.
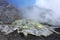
[18,0,60,26]
[35,0,60,26]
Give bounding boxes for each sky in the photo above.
[36,0,60,18]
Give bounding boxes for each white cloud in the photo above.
[35,0,60,26]
[36,0,50,9]
[36,0,60,17]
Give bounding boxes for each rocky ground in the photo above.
[0,0,60,40]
